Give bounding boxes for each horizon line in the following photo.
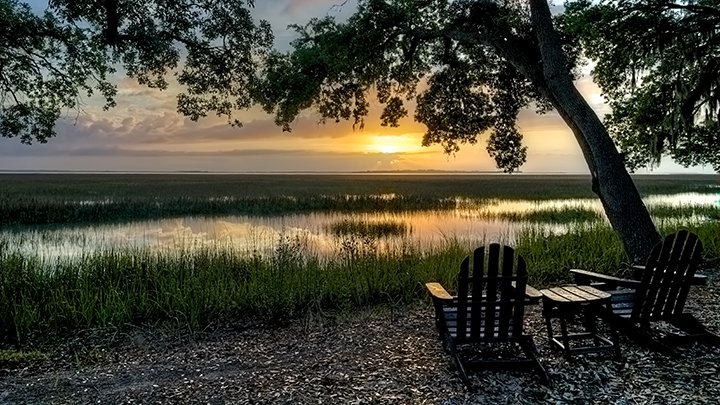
[0,169,714,176]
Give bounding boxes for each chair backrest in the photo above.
[632,230,703,322]
[454,243,529,342]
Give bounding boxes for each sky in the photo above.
[0,0,713,174]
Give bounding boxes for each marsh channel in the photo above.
[3,191,718,265]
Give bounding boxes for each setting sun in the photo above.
[367,134,425,155]
[378,145,398,154]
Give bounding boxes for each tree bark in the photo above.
[528,0,660,262]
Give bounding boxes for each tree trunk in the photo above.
[528,0,660,262]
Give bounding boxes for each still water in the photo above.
[2,193,718,263]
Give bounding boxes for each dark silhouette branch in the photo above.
[661,2,720,17]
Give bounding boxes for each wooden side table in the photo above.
[540,285,621,360]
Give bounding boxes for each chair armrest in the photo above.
[425,282,453,302]
[513,282,542,304]
[425,281,542,305]
[631,265,707,285]
[630,265,644,274]
[570,269,642,289]
[693,274,708,285]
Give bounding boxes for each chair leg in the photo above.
[670,314,720,346]
[615,320,680,358]
[520,338,550,385]
[445,336,472,390]
[452,352,472,390]
[544,312,555,351]
[610,321,622,359]
[527,337,541,357]
[601,302,622,359]
[441,338,450,353]
[559,312,572,360]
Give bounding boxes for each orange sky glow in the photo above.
[0,0,712,174]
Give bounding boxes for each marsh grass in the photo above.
[495,207,602,223]
[328,219,410,238]
[650,204,720,220]
[0,195,460,227]
[515,225,625,284]
[3,221,720,344]
[0,238,467,343]
[2,173,717,226]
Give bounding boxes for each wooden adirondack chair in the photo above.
[571,230,720,356]
[425,244,549,387]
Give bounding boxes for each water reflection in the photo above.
[2,193,717,263]
[644,192,720,207]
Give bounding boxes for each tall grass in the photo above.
[2,221,719,344]
[0,238,467,343]
[495,207,602,223]
[515,225,626,284]
[650,204,720,220]
[328,219,410,238]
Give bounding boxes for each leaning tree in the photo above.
[250,0,660,262]
[0,0,272,144]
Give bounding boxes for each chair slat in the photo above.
[509,246,526,338]
[456,257,469,339]
[671,232,701,315]
[637,235,671,320]
[471,246,486,339]
[492,244,511,338]
[653,232,687,319]
[484,245,499,339]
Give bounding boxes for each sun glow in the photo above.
[378,145,399,154]
[367,134,424,154]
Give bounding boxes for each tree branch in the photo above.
[661,2,720,17]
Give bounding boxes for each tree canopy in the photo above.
[562,0,720,171]
[5,0,717,174]
[255,0,576,173]
[0,0,272,144]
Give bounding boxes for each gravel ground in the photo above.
[2,272,720,404]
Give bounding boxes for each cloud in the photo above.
[0,140,436,158]
[46,92,429,149]
[253,0,355,19]
[280,0,352,16]
[162,114,355,144]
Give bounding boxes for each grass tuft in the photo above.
[495,208,602,223]
[327,219,410,238]
[0,349,45,366]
